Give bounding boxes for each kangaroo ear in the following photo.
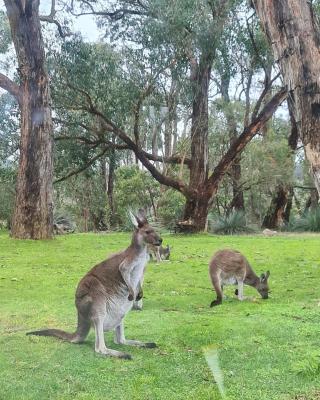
[260,273,266,282]
[265,270,270,279]
[129,210,139,228]
[136,208,148,227]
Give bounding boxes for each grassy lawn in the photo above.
[0,231,320,400]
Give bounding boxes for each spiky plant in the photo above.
[291,208,320,232]
[211,211,254,235]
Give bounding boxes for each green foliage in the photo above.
[210,211,254,234]
[157,188,185,228]
[1,232,320,399]
[291,208,320,232]
[0,11,11,54]
[55,173,108,232]
[0,167,15,227]
[113,166,160,229]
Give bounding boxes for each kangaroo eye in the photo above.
[146,230,152,234]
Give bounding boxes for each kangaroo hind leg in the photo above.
[210,273,223,307]
[92,314,132,359]
[114,320,156,348]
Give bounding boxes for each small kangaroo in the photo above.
[27,209,162,360]
[148,244,171,262]
[209,249,270,307]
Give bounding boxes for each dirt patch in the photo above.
[294,391,320,399]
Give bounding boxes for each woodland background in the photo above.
[0,0,320,236]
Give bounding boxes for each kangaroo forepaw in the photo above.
[128,293,134,301]
[210,299,222,307]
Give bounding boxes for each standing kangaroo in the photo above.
[27,210,162,359]
[148,244,171,262]
[209,249,270,307]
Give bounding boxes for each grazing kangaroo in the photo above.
[262,228,278,236]
[209,249,270,307]
[148,244,171,262]
[27,210,162,360]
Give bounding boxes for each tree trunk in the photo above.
[231,159,245,212]
[262,185,288,229]
[179,194,211,233]
[253,0,320,195]
[283,187,294,224]
[304,189,319,213]
[220,74,245,213]
[189,58,211,189]
[180,52,213,229]
[107,149,116,226]
[5,0,53,239]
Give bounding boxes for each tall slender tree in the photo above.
[1,0,53,239]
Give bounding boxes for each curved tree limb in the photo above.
[54,145,110,184]
[206,87,288,195]
[64,81,192,195]
[0,73,22,105]
[69,0,150,19]
[40,0,71,38]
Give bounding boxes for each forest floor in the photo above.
[0,231,320,400]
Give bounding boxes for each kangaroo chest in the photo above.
[128,250,149,288]
[103,250,149,331]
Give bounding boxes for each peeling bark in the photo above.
[262,185,288,229]
[5,0,53,239]
[253,0,320,195]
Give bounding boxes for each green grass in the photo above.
[0,231,320,400]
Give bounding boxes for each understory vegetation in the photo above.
[1,1,320,237]
[0,231,319,400]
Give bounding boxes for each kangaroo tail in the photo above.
[26,329,77,341]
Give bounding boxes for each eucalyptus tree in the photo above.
[57,0,286,232]
[252,0,320,198]
[212,3,277,214]
[0,1,68,239]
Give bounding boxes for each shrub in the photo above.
[157,189,185,229]
[53,212,76,234]
[210,211,254,235]
[113,166,160,229]
[291,207,320,232]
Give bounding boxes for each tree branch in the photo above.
[54,134,129,150]
[40,0,71,38]
[54,146,110,183]
[142,151,192,166]
[69,0,150,19]
[64,81,192,196]
[0,73,22,104]
[251,71,280,121]
[206,87,288,194]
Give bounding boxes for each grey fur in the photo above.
[209,249,270,307]
[27,210,162,359]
